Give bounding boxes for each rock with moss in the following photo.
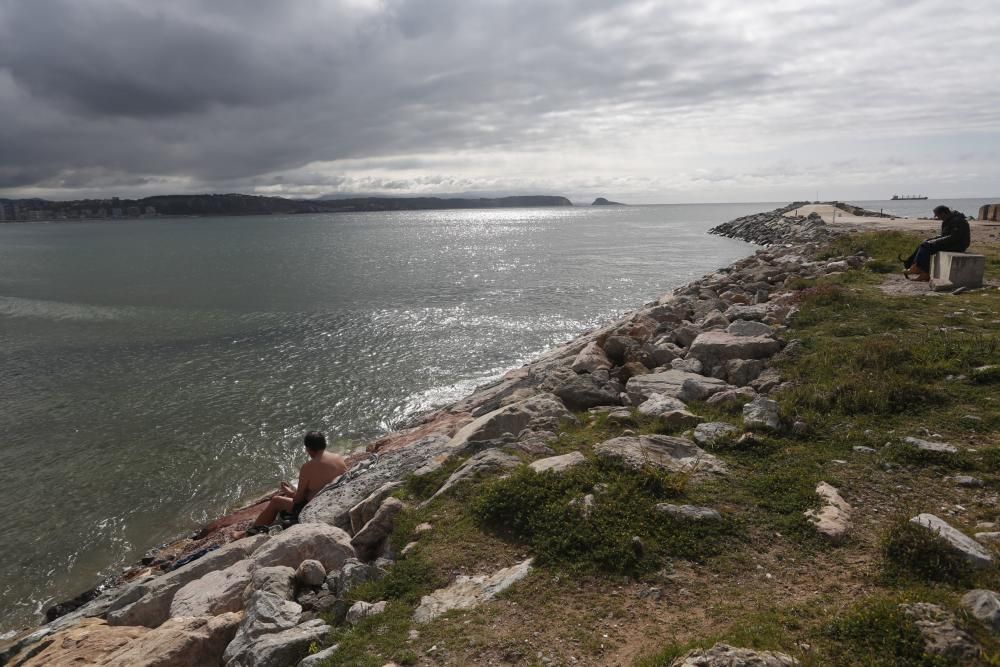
[743,396,781,431]
[900,602,981,662]
[909,514,993,568]
[413,559,533,623]
[594,434,726,475]
[424,450,521,504]
[962,589,1000,633]
[669,642,798,666]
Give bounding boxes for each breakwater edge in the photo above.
[4,204,998,666]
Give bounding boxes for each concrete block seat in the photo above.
[930,252,985,292]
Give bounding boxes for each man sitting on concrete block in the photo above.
[901,205,970,281]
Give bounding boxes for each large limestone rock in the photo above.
[246,566,296,602]
[170,560,252,618]
[724,358,765,387]
[804,482,851,543]
[104,613,242,667]
[529,451,586,474]
[705,387,757,410]
[425,449,521,503]
[9,618,147,667]
[654,504,721,521]
[571,341,612,373]
[669,642,798,666]
[346,600,388,625]
[351,497,404,562]
[727,320,773,337]
[223,591,303,665]
[636,394,688,418]
[226,619,330,667]
[553,374,622,410]
[348,481,404,535]
[743,396,781,431]
[901,602,981,662]
[686,331,781,368]
[448,393,576,453]
[298,433,453,529]
[723,304,771,322]
[910,514,993,568]
[626,370,731,404]
[107,534,269,628]
[413,559,533,623]
[327,558,385,598]
[594,434,726,475]
[962,589,1000,632]
[692,422,738,447]
[249,523,355,573]
[902,436,958,454]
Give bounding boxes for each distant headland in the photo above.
[591,197,625,206]
[0,193,573,222]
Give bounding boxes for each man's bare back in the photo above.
[296,451,347,503]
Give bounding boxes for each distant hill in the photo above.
[592,197,625,206]
[0,193,574,221]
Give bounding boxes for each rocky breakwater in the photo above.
[709,202,842,246]
[1,205,874,666]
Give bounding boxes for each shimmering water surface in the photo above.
[1,199,984,631]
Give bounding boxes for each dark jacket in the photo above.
[926,211,970,253]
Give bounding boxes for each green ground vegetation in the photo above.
[318,231,1000,666]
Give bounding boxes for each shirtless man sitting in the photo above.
[249,431,346,533]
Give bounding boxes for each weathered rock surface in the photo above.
[705,387,757,410]
[107,534,269,628]
[669,642,799,666]
[346,600,388,625]
[226,619,330,667]
[249,523,355,573]
[686,332,781,369]
[743,396,781,431]
[554,374,622,410]
[626,370,732,404]
[962,589,1000,632]
[529,451,586,474]
[295,560,326,588]
[425,450,521,502]
[351,497,404,562]
[726,320,773,337]
[692,422,738,447]
[804,482,851,543]
[223,591,302,665]
[909,514,993,568]
[448,393,576,454]
[902,436,958,454]
[724,358,765,386]
[297,644,339,667]
[246,566,296,602]
[900,602,981,662]
[636,394,688,418]
[348,481,404,535]
[413,559,533,623]
[170,559,252,618]
[594,434,726,475]
[655,504,722,521]
[8,618,147,666]
[327,558,385,598]
[571,341,612,373]
[105,613,242,667]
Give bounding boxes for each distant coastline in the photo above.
[0,193,573,223]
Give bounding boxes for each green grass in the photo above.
[878,516,976,587]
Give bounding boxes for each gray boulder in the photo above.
[295,560,326,588]
[250,523,355,573]
[743,396,781,431]
[170,560,252,618]
[900,602,981,662]
[298,644,339,667]
[626,370,731,404]
[350,497,404,562]
[705,387,757,411]
[724,359,765,386]
[909,514,993,568]
[223,590,303,665]
[413,559,533,623]
[726,320,773,337]
[246,566,296,602]
[529,451,586,474]
[448,393,576,454]
[669,643,798,666]
[686,331,781,368]
[654,504,721,521]
[961,589,1000,632]
[636,394,688,418]
[803,482,851,543]
[346,600,388,625]
[326,558,385,598]
[670,357,704,374]
[225,619,330,667]
[425,449,521,503]
[723,304,771,322]
[671,324,702,348]
[594,434,726,475]
[902,436,958,454]
[693,422,738,447]
[554,374,621,410]
[348,481,404,535]
[570,341,612,373]
[107,534,269,628]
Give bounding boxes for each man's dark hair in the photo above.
[933,205,951,216]
[304,431,327,451]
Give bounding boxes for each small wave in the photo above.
[0,295,133,322]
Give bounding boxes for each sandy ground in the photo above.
[784,204,1000,245]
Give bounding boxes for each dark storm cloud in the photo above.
[1,0,997,198]
[0,0,784,193]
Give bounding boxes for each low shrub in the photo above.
[822,597,937,666]
[878,517,973,586]
[470,462,730,575]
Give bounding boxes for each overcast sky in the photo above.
[0,0,997,203]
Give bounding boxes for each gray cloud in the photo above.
[0,0,997,201]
